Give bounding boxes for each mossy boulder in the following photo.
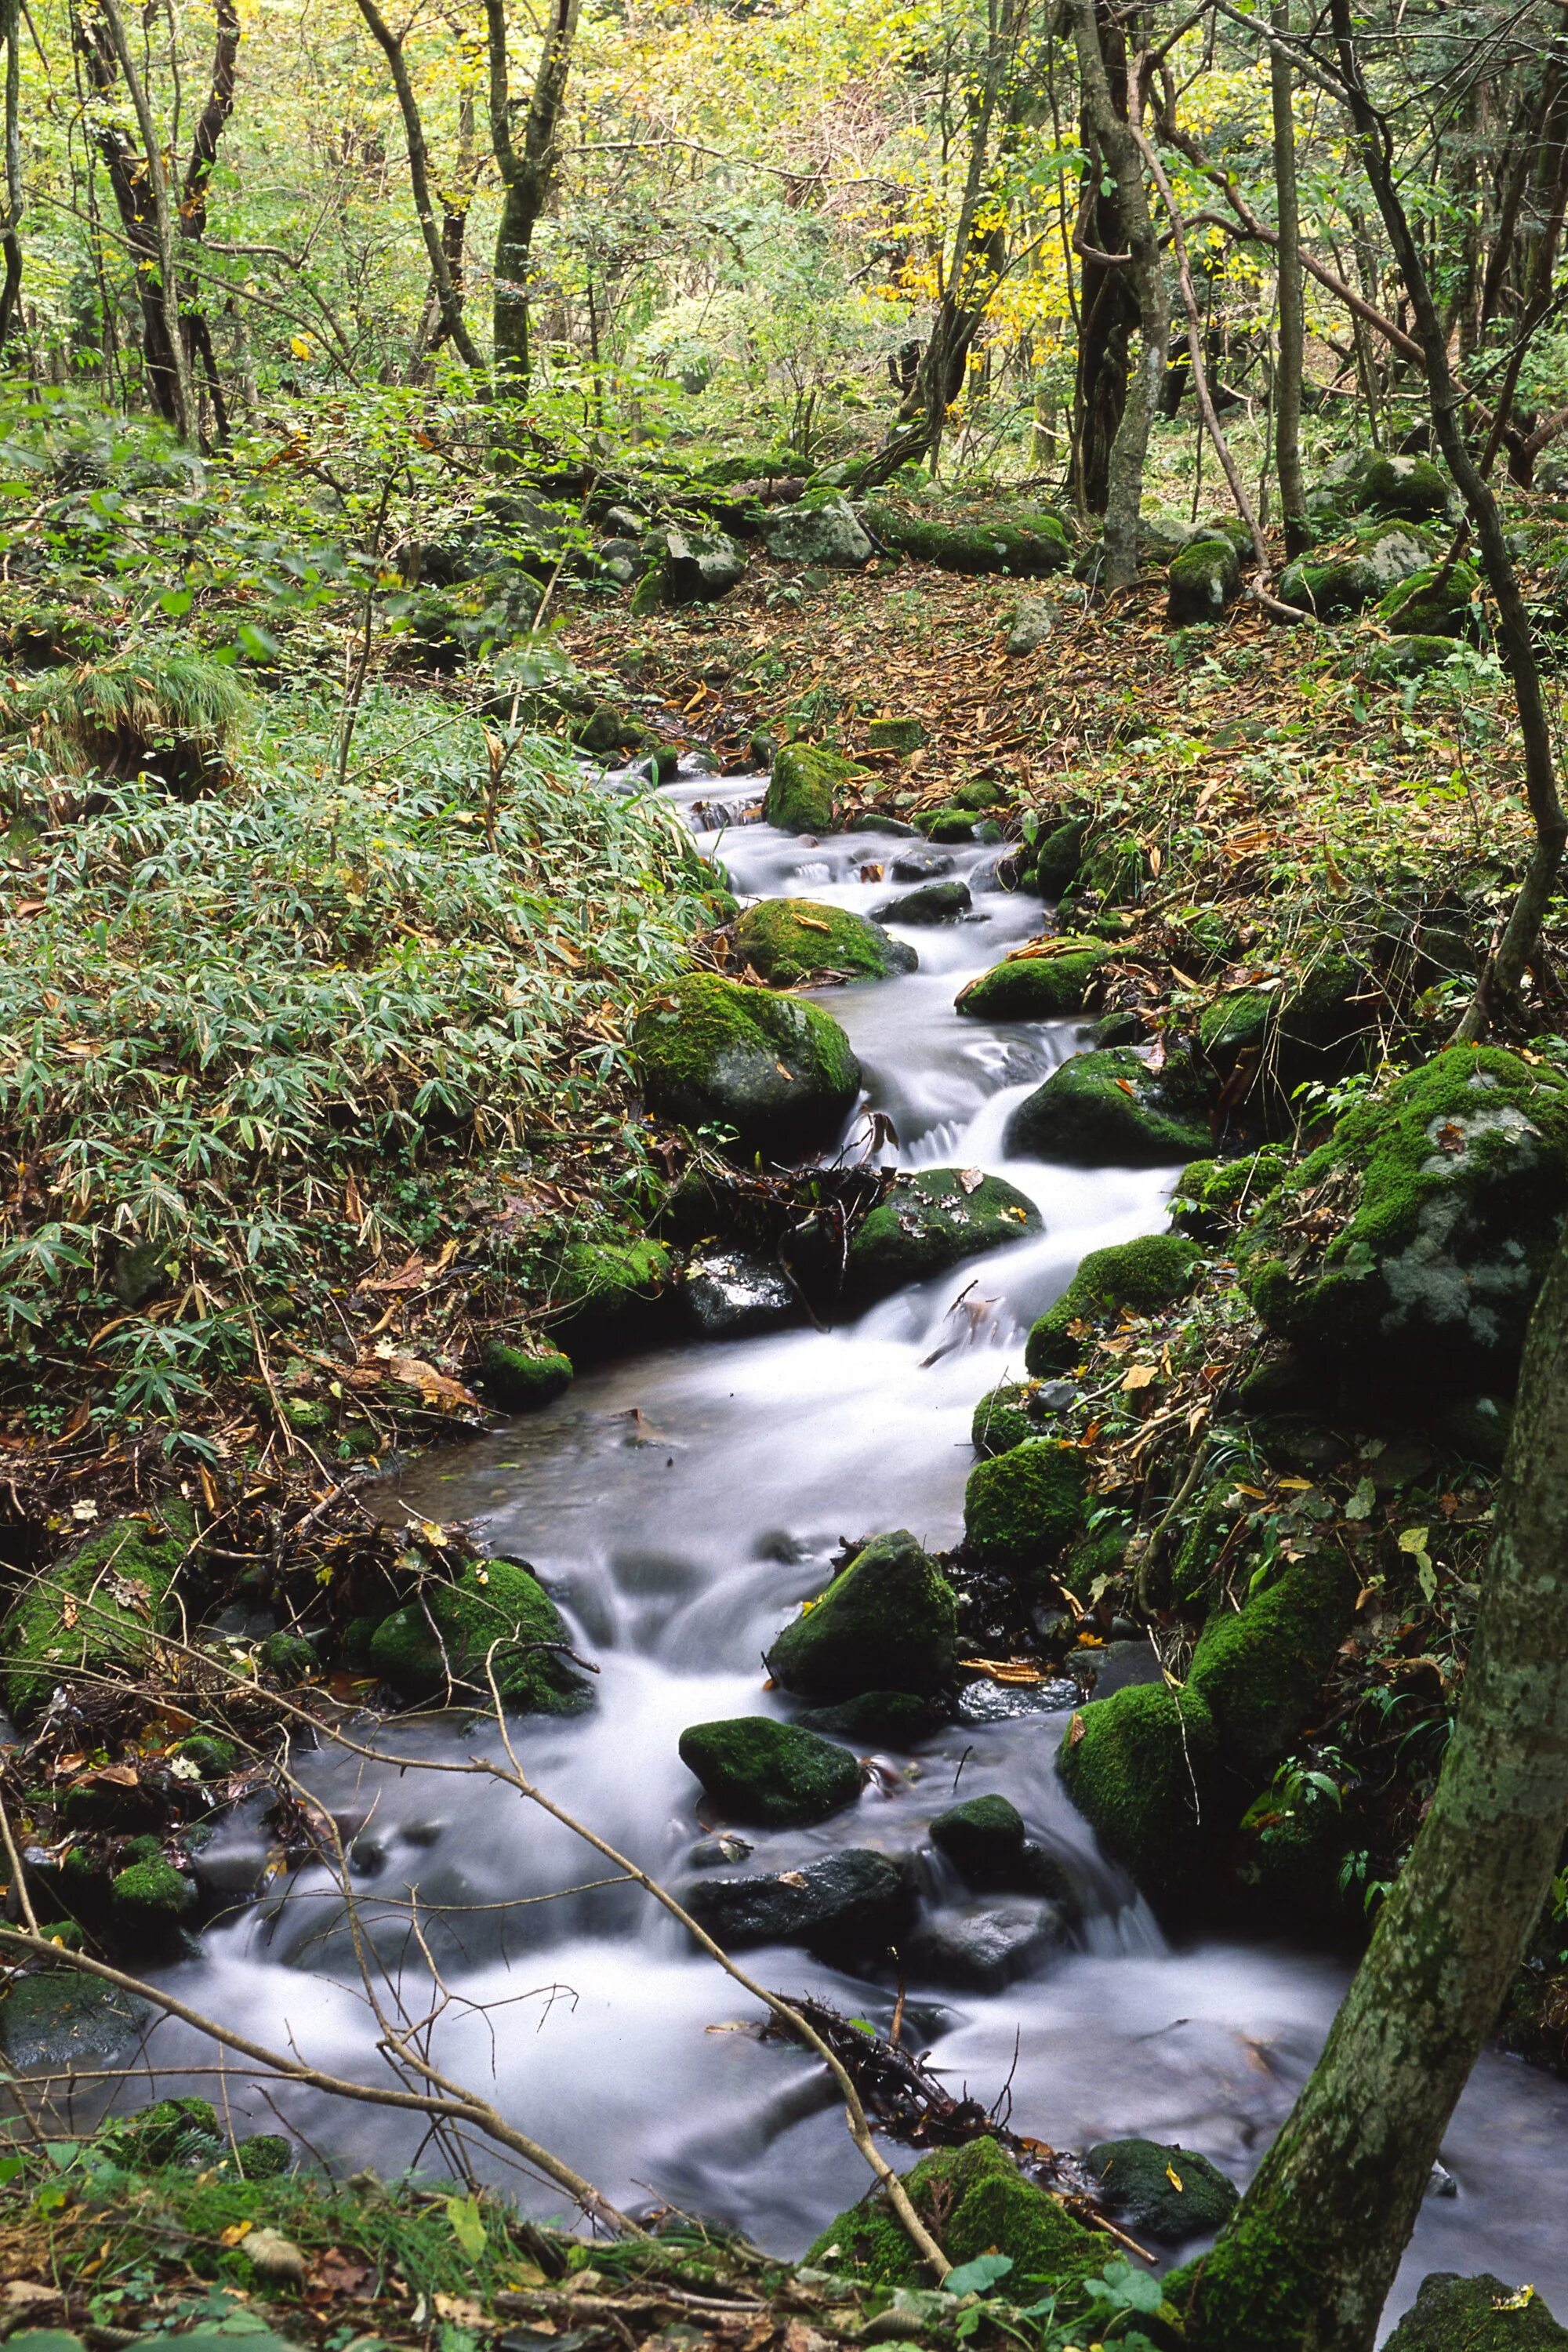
[1364,633,1457,683]
[1168,535,1241,624]
[1186,1552,1360,1778]
[808,2133,1102,2292]
[866,714,927,753]
[1382,2274,1568,2349]
[956,937,1109,1020]
[864,504,1071,575]
[764,741,853,833]
[1005,1047,1210,1167]
[766,1530,957,1700]
[964,1438,1087,1573]
[1057,1682,1221,1896]
[847,1167,1042,1299]
[1034,816,1091,897]
[110,1857,196,1947]
[662,526,745,601]
[368,1558,592,1714]
[1085,2136,1238,2244]
[633,972,861,1159]
[1197,959,1373,1099]
[677,1715,862,1827]
[2,1504,196,1726]
[1377,560,1481,637]
[480,1339,574,1411]
[259,1631,317,1683]
[1026,1232,1203,1374]
[1360,453,1453,521]
[927,1793,1068,1897]
[552,1234,673,1352]
[1238,1047,1568,1399]
[1171,1151,1288,1239]
[735,897,914,985]
[971,1377,1072,1457]
[764,495,873,568]
[1279,521,1436,619]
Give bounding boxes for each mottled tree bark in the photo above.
[0,0,22,349]
[353,0,482,373]
[1271,0,1307,554]
[485,0,580,391]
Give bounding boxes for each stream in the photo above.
[155,768,1568,2332]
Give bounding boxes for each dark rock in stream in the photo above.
[767,1530,958,1700]
[678,1715,862,1828]
[795,1690,946,1744]
[846,1167,1042,1300]
[1382,2273,1568,2348]
[680,1847,913,1957]
[870,879,972,925]
[888,848,953,882]
[928,1794,1072,1903]
[1086,2135,1239,2243]
[906,1896,1067,1990]
[684,1249,798,1338]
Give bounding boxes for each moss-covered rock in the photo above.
[970,1377,1072,1457]
[1171,1151,1288,1239]
[928,1793,1041,1889]
[479,1338,574,1411]
[1197,959,1373,1100]
[2,1504,196,1726]
[633,973,861,1159]
[1033,816,1091,897]
[1363,633,1458,683]
[1238,1047,1568,1399]
[1005,1047,1210,1167]
[795,1690,945,1743]
[677,1715,862,1827]
[1186,1552,1359,1778]
[1056,1682,1221,1896]
[110,1857,196,1947]
[1360,453,1453,521]
[847,1168,1042,1299]
[964,1438,1087,1573]
[368,1558,592,1714]
[807,2133,1102,2291]
[258,1632,316,1683]
[1168,535,1241,624]
[955,937,1109,1019]
[1085,2136,1238,2244]
[864,505,1071,575]
[764,741,853,833]
[1377,560,1481,637]
[0,1967,153,2073]
[1025,1232,1203,1374]
[764,495,873,568]
[662,526,745,602]
[735,897,915,985]
[175,1733,237,1778]
[866,714,927,753]
[766,1530,957,1700]
[1279,521,1436,619]
[552,1234,673,1352]
[1381,2273,1568,2348]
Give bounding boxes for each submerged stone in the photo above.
[870,878,971,924]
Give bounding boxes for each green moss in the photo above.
[174,1734,236,1778]
[2,1504,195,1726]
[1170,1486,1244,1618]
[1168,536,1241,623]
[369,1558,592,1714]
[1364,633,1457,682]
[1056,1682,1220,1896]
[1057,1525,1128,1597]
[794,1690,944,1743]
[677,1715,862,1827]
[1186,1552,1359,1777]
[1361,452,1452,520]
[922,808,977,844]
[971,1379,1065,1457]
[866,716,927,753]
[633,971,862,1156]
[1171,1152,1287,1238]
[1005,1047,1210,1167]
[847,1167,1042,1299]
[929,1793,1026,1882]
[258,1631,316,1682]
[1033,816,1090,896]
[282,1396,331,1433]
[864,506,1070,576]
[1238,1047,1568,1392]
[1381,2271,1568,2347]
[766,1530,957,1700]
[480,1338,574,1410]
[735,897,914,985]
[1026,1232,1202,1374]
[1377,559,1481,637]
[963,1438,1087,1572]
[1086,2136,1237,2243]
[1078,832,1149,905]
[764,741,854,832]
[955,938,1109,1019]
[807,2134,1101,2290]
[1181,2223,1340,2352]
[102,2096,222,2168]
[237,2133,294,2179]
[110,1858,196,1941]
[554,1234,672,1351]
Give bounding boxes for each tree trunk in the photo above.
[485,0,580,393]
[1069,150,1138,514]
[1271,0,1307,554]
[95,0,198,442]
[1069,0,1167,587]
[1187,1206,1568,2352]
[0,0,21,350]
[353,0,482,373]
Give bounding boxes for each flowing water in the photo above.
[153,768,1568,2331]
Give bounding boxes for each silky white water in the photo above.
[145,768,1568,2330]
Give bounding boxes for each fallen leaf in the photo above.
[958,1167,985,1193]
[244,2227,307,2284]
[1121,1363,1156,1390]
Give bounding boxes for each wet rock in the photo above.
[1057,1683,1221,1898]
[846,1167,1042,1299]
[1006,597,1054,655]
[971,1377,1075,1457]
[552,1234,673,1353]
[906,1896,1066,1989]
[1167,533,1241,624]
[1004,1046,1210,1167]
[1382,2273,1568,2348]
[1026,1232,1203,1374]
[680,1848,911,1956]
[109,1855,196,1951]
[764,741,855,833]
[258,1632,317,1683]
[929,1794,1070,1902]
[0,1967,153,2074]
[479,1339,574,1412]
[794,1690,946,1744]
[1034,815,1091,897]
[662,526,745,601]
[684,1249,797,1338]
[956,936,1109,1020]
[2,1502,197,1727]
[678,1716,862,1828]
[633,973,861,1160]
[964,1438,1087,1573]
[889,848,952,882]
[767,1530,958,1700]
[1238,1047,1568,1403]
[735,897,915,985]
[1085,2136,1239,2243]
[869,879,971,924]
[369,1558,592,1715]
[808,2133,1102,2289]
[764,495,873,568]
[858,812,920,838]
[690,1832,753,1867]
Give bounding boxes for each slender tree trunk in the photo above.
[485,0,580,393]
[353,0,482,372]
[1271,0,1307,554]
[0,0,21,349]
[1069,0,1167,587]
[1187,1210,1568,2352]
[95,0,198,441]
[1069,142,1138,514]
